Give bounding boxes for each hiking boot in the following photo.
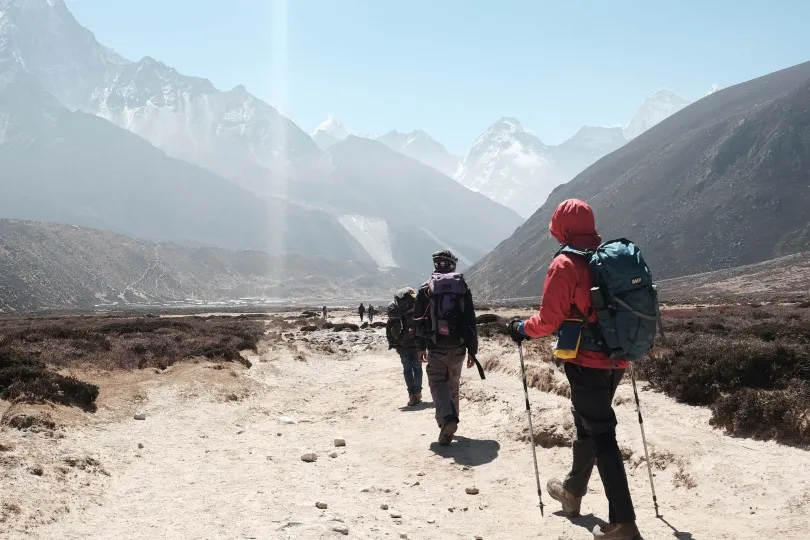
[592,522,641,540]
[407,394,418,407]
[438,420,458,445]
[415,393,422,404]
[546,478,581,517]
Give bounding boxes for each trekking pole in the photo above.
[629,362,660,518]
[518,342,545,516]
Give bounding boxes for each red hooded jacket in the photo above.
[523,199,629,370]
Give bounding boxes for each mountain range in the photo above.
[454,89,692,217]
[467,61,810,300]
[309,89,695,218]
[0,0,522,279]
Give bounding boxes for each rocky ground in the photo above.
[1,310,809,539]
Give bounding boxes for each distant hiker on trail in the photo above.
[413,249,478,446]
[508,199,641,540]
[322,305,327,320]
[367,304,376,323]
[358,303,366,322]
[386,287,422,407]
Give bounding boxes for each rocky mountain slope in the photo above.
[249,136,524,271]
[0,67,372,262]
[88,57,320,184]
[658,252,810,302]
[468,60,810,300]
[456,91,691,217]
[0,0,127,110]
[1,0,320,184]
[0,219,420,311]
[0,0,520,273]
[622,88,691,139]
[377,129,459,178]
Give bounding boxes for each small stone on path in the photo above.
[316,502,328,509]
[465,487,480,495]
[301,453,318,462]
[390,512,402,519]
[334,438,346,447]
[329,452,338,458]
[380,503,389,510]
[332,525,349,535]
[133,414,146,421]
[138,443,144,449]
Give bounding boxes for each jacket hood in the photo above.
[549,199,601,248]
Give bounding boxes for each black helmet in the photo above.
[432,249,458,272]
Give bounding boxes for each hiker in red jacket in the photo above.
[508,199,640,540]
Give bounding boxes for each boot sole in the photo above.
[438,422,458,445]
[547,487,581,517]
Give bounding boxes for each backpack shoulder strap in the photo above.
[557,244,594,260]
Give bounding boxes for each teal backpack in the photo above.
[559,239,666,361]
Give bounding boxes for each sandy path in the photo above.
[7,328,810,540]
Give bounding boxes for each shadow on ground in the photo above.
[429,435,500,466]
[659,516,696,540]
[398,401,434,412]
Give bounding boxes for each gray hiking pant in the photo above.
[426,347,466,427]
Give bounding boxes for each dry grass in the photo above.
[0,314,267,409]
[482,337,571,399]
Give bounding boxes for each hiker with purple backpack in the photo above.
[413,249,479,445]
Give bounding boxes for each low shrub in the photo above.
[638,303,810,443]
[0,349,98,409]
[710,383,810,443]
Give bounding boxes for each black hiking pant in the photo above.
[563,363,636,524]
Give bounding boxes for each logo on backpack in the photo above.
[560,239,665,361]
[427,272,467,348]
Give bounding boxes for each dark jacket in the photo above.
[413,276,478,355]
[385,310,417,350]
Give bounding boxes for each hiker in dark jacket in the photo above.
[413,249,478,445]
[508,199,639,540]
[367,304,376,323]
[358,303,366,322]
[386,288,422,407]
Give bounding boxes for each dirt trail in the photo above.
[3,322,810,539]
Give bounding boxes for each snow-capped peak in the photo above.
[313,115,350,140]
[311,114,351,149]
[623,88,691,140]
[706,84,720,96]
[488,117,527,135]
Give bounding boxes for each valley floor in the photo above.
[1,315,809,539]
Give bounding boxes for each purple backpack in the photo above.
[427,272,468,348]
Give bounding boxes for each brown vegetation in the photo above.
[0,314,267,409]
[638,304,810,443]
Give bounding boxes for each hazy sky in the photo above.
[68,0,809,154]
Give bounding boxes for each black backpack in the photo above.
[387,287,416,342]
[427,273,468,348]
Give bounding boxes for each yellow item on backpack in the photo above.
[552,319,584,360]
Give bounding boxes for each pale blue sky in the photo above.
[68,0,809,154]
